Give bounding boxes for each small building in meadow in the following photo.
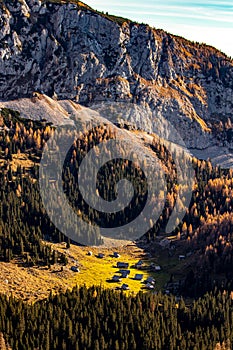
[155,265,161,271]
[117,262,129,269]
[121,283,130,290]
[179,255,186,261]
[71,266,80,273]
[134,274,143,281]
[146,277,155,284]
[113,252,120,258]
[87,251,93,256]
[120,270,130,278]
[112,275,121,282]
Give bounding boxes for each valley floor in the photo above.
[0,242,156,301]
[0,236,198,302]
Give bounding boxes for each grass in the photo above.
[42,0,91,10]
[0,242,165,302]
[58,243,160,295]
[64,240,196,295]
[0,259,72,302]
[0,238,196,302]
[41,0,131,26]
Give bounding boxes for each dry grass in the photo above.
[0,242,163,301]
[41,0,91,10]
[0,259,72,302]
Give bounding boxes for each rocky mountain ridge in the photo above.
[1,0,233,149]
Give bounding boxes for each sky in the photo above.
[86,0,233,58]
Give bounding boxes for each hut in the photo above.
[71,266,80,273]
[121,284,130,290]
[155,265,161,271]
[134,274,143,281]
[120,270,130,278]
[112,275,121,282]
[179,255,185,261]
[117,262,129,269]
[146,277,155,284]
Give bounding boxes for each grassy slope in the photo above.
[51,243,160,296]
[0,242,159,301]
[0,237,195,302]
[0,153,189,300]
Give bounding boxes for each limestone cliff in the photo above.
[1,0,233,148]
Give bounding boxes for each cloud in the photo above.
[88,1,233,23]
[112,9,233,24]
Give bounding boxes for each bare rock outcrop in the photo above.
[1,0,233,149]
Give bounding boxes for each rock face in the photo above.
[0,92,81,125]
[1,0,233,148]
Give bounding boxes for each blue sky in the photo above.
[86,0,233,58]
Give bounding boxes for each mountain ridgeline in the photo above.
[1,0,233,148]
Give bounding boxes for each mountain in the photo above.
[1,0,233,152]
[1,0,233,279]
[0,91,82,125]
[1,3,233,348]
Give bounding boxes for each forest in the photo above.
[0,285,232,350]
[1,108,233,293]
[1,108,233,348]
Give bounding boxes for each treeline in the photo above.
[0,107,53,158]
[171,163,233,297]
[2,107,233,295]
[0,286,232,350]
[0,108,69,265]
[50,121,233,296]
[0,167,69,265]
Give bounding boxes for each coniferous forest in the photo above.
[0,286,233,350]
[1,108,233,348]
